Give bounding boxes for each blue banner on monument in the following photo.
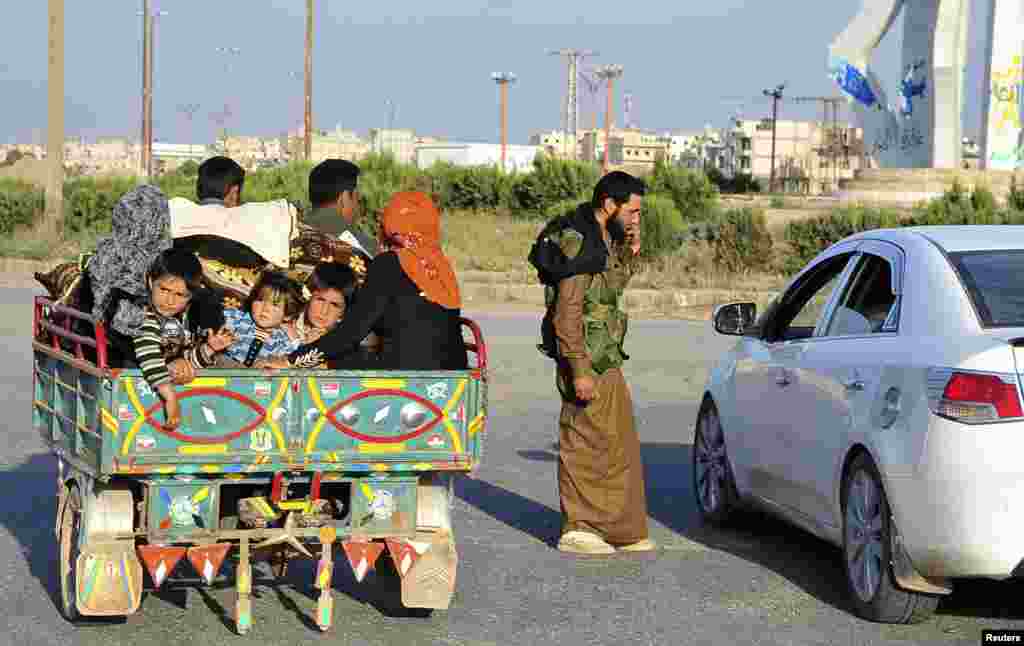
[830,59,877,108]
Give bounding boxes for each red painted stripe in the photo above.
[140,388,269,445]
[323,389,443,443]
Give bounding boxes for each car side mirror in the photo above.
[713,302,757,336]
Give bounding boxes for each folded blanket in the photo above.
[169,198,297,267]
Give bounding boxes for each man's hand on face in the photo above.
[628,223,641,256]
[573,375,597,402]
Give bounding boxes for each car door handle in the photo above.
[843,379,866,391]
[776,369,791,386]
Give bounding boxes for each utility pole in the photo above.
[595,64,623,174]
[763,83,785,193]
[46,0,64,233]
[144,7,168,178]
[305,0,313,161]
[492,73,517,172]
[140,0,151,178]
[547,49,597,161]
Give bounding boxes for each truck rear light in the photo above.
[928,369,1024,423]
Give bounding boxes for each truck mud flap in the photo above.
[391,532,458,610]
[76,541,144,616]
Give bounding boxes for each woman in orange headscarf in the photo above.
[278,191,468,370]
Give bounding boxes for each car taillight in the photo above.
[929,370,1024,423]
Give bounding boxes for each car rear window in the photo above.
[949,250,1024,327]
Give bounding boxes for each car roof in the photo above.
[846,225,1024,254]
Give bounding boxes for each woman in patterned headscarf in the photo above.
[87,184,173,337]
[267,191,467,370]
[81,184,223,371]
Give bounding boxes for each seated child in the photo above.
[285,261,356,345]
[220,271,304,367]
[134,249,236,429]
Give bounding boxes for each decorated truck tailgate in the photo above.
[35,298,488,630]
[96,370,485,475]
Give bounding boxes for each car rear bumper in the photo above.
[885,415,1024,579]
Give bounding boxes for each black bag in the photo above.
[527,204,609,360]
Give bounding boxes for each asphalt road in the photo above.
[3,286,1024,646]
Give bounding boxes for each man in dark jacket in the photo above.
[303,159,378,257]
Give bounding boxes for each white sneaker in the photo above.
[615,538,657,552]
[557,531,615,555]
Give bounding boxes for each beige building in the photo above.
[65,138,140,175]
[730,119,868,194]
[529,130,574,158]
[220,136,288,168]
[284,129,370,164]
[369,128,417,164]
[601,129,671,175]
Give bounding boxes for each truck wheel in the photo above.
[58,485,83,622]
[842,453,939,624]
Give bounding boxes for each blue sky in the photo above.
[1,1,992,145]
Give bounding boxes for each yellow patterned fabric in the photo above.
[199,226,369,309]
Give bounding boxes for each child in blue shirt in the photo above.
[221,271,304,366]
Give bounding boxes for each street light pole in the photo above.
[304,0,313,161]
[46,0,64,233]
[492,73,517,172]
[595,64,623,175]
[763,83,785,193]
[139,4,168,179]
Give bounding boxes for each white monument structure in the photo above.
[830,0,1023,170]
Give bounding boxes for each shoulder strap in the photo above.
[528,203,608,286]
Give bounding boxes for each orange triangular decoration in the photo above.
[341,540,384,583]
[186,543,233,585]
[137,545,187,589]
[385,539,419,578]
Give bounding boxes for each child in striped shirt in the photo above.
[134,249,235,429]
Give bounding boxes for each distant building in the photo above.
[414,143,541,173]
[604,129,671,175]
[369,128,417,164]
[284,127,370,163]
[727,118,868,194]
[528,130,577,159]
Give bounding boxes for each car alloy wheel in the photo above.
[840,453,939,623]
[693,399,738,524]
[845,469,884,602]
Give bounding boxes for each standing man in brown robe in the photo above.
[550,171,654,555]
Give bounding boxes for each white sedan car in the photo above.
[699,225,1024,624]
